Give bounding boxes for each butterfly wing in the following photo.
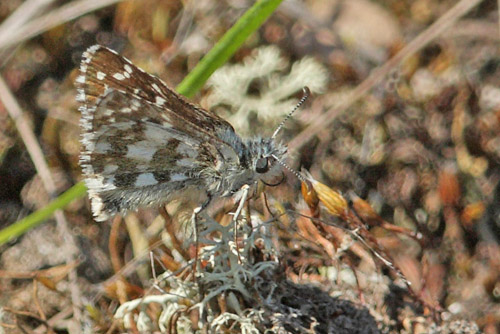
[77,45,242,221]
[77,45,236,139]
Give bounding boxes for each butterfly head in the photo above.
[246,137,287,178]
[242,87,311,186]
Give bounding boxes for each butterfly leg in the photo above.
[231,184,250,224]
[191,195,212,280]
[231,184,250,264]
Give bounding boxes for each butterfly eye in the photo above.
[255,157,269,173]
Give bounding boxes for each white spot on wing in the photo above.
[84,175,116,192]
[177,142,198,158]
[144,124,169,142]
[113,73,126,80]
[126,141,156,161]
[112,121,136,130]
[152,83,162,93]
[135,173,158,186]
[171,173,188,182]
[86,44,101,56]
[103,108,114,116]
[177,158,195,167]
[124,64,133,73]
[95,141,112,153]
[132,99,141,108]
[97,71,106,80]
[76,92,86,102]
[81,133,96,150]
[155,96,166,106]
[103,164,119,174]
[76,75,85,84]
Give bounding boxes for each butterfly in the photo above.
[76,45,307,222]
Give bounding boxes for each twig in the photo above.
[0,0,54,42]
[0,73,83,329]
[160,1,196,65]
[159,206,190,260]
[0,0,123,51]
[288,0,485,152]
[33,306,72,334]
[0,76,57,193]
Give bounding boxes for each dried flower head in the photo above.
[302,170,348,218]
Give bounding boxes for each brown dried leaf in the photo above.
[350,193,383,227]
[438,169,460,206]
[35,276,57,291]
[104,279,144,301]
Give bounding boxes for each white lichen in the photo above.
[206,46,328,133]
[113,209,279,332]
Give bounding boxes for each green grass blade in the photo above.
[177,0,283,97]
[0,182,87,245]
[1,0,283,246]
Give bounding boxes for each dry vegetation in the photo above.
[0,0,499,333]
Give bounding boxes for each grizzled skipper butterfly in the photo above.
[77,45,308,222]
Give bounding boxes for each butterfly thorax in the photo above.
[204,136,287,197]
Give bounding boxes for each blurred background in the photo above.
[0,0,499,333]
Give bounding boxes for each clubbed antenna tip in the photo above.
[272,87,311,139]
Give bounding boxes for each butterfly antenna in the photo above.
[271,154,305,183]
[272,87,311,139]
